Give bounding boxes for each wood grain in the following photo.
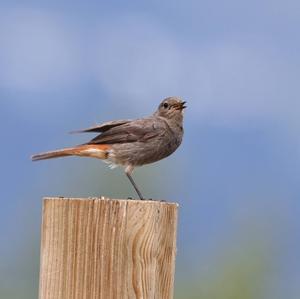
[39,197,178,299]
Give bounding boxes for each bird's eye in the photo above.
[163,103,169,109]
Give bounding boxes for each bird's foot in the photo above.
[127,196,154,201]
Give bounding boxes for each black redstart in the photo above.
[32,96,186,200]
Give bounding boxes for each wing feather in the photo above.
[87,118,166,145]
[70,119,132,134]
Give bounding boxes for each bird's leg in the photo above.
[126,173,145,200]
[125,166,145,200]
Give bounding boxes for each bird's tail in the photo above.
[31,147,79,161]
[31,144,110,161]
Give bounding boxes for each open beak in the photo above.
[174,101,187,110]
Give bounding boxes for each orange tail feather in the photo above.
[31,147,78,161]
[31,144,110,161]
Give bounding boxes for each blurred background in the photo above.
[1,1,300,298]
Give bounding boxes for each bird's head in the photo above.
[155,97,187,121]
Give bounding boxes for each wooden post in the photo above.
[39,197,178,299]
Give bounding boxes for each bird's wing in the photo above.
[87,118,166,145]
[70,119,133,134]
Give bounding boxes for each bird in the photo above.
[31,96,186,200]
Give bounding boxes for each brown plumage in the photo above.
[32,96,186,199]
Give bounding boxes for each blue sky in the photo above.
[0,1,300,298]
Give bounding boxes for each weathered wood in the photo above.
[39,197,178,299]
